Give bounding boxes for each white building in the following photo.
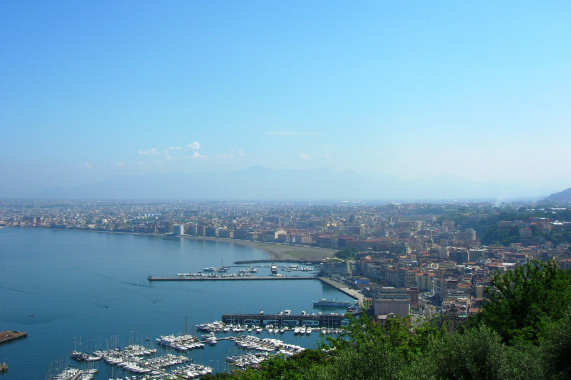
[172,224,184,236]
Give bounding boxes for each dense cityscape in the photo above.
[2,196,570,330]
[3,1,571,378]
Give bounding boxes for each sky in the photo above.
[1,1,570,198]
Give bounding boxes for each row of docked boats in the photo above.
[156,334,205,351]
[64,318,341,378]
[197,319,347,334]
[200,332,218,345]
[70,343,204,378]
[70,351,102,362]
[171,363,214,378]
[226,335,305,369]
[226,352,270,368]
[71,344,158,363]
[281,264,317,272]
[293,326,313,335]
[231,335,304,354]
[51,368,97,380]
[103,350,190,376]
[197,321,295,335]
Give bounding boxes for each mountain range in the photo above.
[26,166,558,201]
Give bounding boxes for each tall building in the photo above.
[172,224,184,236]
[373,287,411,317]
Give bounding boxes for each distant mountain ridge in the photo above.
[29,167,550,201]
[544,187,571,204]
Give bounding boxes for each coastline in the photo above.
[5,227,336,261]
[180,235,336,261]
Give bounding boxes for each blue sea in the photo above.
[0,228,352,379]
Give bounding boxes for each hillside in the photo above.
[544,187,571,204]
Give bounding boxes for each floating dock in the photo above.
[0,331,27,345]
[221,313,349,327]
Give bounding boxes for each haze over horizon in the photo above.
[1,2,570,200]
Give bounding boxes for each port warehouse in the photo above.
[221,314,349,327]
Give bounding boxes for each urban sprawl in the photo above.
[2,199,570,329]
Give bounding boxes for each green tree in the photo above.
[468,260,571,345]
[424,326,543,380]
[256,349,327,379]
[334,248,357,260]
[539,311,571,379]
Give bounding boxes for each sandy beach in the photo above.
[180,235,336,261]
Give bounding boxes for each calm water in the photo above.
[0,228,352,379]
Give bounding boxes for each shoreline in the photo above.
[6,227,336,261]
[179,235,335,261]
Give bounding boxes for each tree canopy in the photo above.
[468,260,571,345]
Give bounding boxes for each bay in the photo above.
[0,228,352,379]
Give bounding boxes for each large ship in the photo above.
[313,298,354,307]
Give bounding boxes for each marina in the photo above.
[55,319,340,379]
[0,228,353,379]
[50,367,97,380]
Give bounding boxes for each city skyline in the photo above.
[1,1,570,199]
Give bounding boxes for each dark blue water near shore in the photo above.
[0,228,352,379]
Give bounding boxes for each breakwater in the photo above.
[234,259,322,265]
[0,331,27,345]
[147,275,364,305]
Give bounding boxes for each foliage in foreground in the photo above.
[466,259,571,345]
[205,261,570,379]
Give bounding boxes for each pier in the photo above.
[148,275,317,281]
[318,277,365,306]
[233,259,322,265]
[0,331,27,345]
[147,275,365,306]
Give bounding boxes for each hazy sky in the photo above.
[1,1,570,197]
